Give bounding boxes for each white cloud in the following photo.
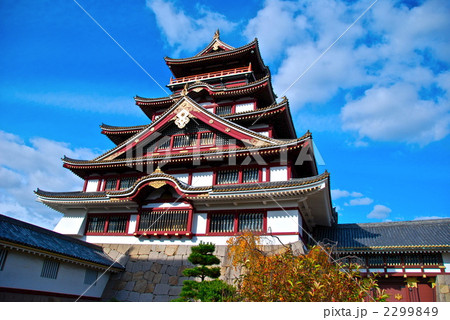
[347,197,373,206]
[243,0,307,61]
[413,216,448,221]
[245,0,450,145]
[331,189,363,200]
[0,130,100,229]
[341,83,450,144]
[367,204,392,220]
[146,0,237,56]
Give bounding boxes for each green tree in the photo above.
[173,242,235,302]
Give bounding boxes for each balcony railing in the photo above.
[169,64,252,85]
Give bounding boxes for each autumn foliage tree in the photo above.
[227,232,387,302]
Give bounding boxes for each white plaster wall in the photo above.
[0,250,110,298]
[142,202,191,209]
[267,210,299,233]
[53,210,87,236]
[192,213,207,234]
[443,253,450,272]
[128,214,138,234]
[171,173,189,184]
[84,234,300,246]
[235,102,254,113]
[262,168,267,182]
[270,166,288,182]
[85,180,99,192]
[191,171,213,187]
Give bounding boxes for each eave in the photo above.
[100,123,148,145]
[164,39,267,79]
[92,96,281,163]
[61,133,312,176]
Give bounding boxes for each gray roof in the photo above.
[0,214,123,270]
[313,219,450,253]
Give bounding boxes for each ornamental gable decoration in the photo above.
[97,96,278,161]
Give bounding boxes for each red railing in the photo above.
[170,64,252,84]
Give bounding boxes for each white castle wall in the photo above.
[0,250,110,299]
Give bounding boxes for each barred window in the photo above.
[119,177,137,190]
[238,213,263,232]
[242,168,259,183]
[86,216,107,233]
[216,170,239,184]
[41,259,59,279]
[84,269,98,285]
[404,255,421,265]
[157,137,171,149]
[0,248,7,271]
[367,255,384,266]
[173,134,196,148]
[215,134,232,146]
[138,210,189,232]
[210,214,234,233]
[104,178,117,191]
[200,132,214,145]
[107,215,128,233]
[385,255,402,266]
[423,254,442,265]
[215,105,233,115]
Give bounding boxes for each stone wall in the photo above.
[100,242,296,302]
[436,274,450,302]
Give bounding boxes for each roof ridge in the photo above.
[333,219,450,228]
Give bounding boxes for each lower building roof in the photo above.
[0,214,123,271]
[313,219,450,254]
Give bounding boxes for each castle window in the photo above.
[41,259,59,279]
[367,255,384,266]
[200,132,215,145]
[404,255,421,266]
[172,134,196,148]
[209,214,235,233]
[119,177,137,190]
[216,169,239,184]
[86,216,107,233]
[238,213,263,232]
[423,254,442,265]
[106,215,128,233]
[385,255,402,266]
[157,137,171,150]
[86,215,128,234]
[0,248,7,271]
[242,168,259,183]
[104,178,117,191]
[215,105,232,115]
[84,269,98,285]
[138,210,189,232]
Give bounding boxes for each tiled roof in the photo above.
[164,39,258,64]
[134,75,272,104]
[100,123,148,133]
[0,214,123,270]
[35,172,329,202]
[313,219,450,253]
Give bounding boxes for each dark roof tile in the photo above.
[313,219,450,253]
[0,214,123,269]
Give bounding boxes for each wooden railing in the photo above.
[170,64,252,84]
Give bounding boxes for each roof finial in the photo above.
[213,29,220,40]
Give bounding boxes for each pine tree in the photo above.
[173,242,235,302]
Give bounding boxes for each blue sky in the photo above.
[0,0,449,229]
